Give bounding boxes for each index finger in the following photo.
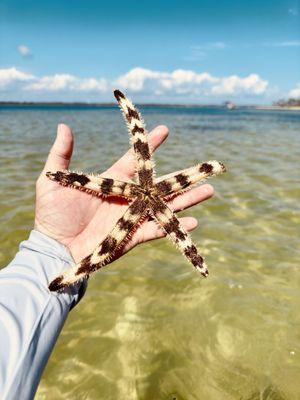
[106,125,169,178]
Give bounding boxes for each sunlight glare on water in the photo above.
[0,106,299,399]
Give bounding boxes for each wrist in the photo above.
[34,219,73,251]
[23,229,74,265]
[16,229,87,300]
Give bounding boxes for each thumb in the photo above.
[44,124,74,172]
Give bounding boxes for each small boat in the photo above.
[225,101,237,110]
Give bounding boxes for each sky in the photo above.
[0,0,299,104]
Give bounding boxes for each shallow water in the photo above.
[0,106,299,399]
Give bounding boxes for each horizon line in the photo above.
[0,101,274,108]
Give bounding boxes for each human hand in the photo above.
[35,124,214,263]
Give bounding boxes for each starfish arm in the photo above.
[154,160,226,197]
[149,196,209,277]
[114,89,154,188]
[48,196,148,291]
[46,170,138,198]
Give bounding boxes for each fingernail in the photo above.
[57,124,64,137]
[156,125,167,135]
[202,184,213,194]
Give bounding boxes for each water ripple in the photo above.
[0,107,299,399]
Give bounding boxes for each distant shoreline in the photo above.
[0,101,233,108]
[0,102,235,109]
[254,106,300,111]
[0,102,299,111]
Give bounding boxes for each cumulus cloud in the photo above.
[25,74,108,92]
[289,84,300,98]
[115,67,267,97]
[17,45,32,58]
[0,66,269,101]
[115,68,162,92]
[26,74,77,91]
[211,74,268,95]
[0,67,34,88]
[115,67,220,97]
[76,78,108,91]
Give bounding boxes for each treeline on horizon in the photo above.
[273,98,300,107]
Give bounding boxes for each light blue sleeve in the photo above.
[0,230,87,400]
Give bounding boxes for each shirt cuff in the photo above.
[6,229,87,308]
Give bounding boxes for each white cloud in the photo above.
[26,74,77,91]
[115,67,218,94]
[0,67,34,88]
[115,67,267,97]
[17,45,32,58]
[76,78,108,91]
[25,74,108,92]
[211,74,268,95]
[0,66,269,102]
[115,68,164,91]
[289,84,300,98]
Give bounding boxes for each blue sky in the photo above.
[0,0,299,103]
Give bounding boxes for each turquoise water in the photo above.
[0,106,299,399]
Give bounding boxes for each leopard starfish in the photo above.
[47,90,226,291]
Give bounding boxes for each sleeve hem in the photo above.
[20,229,75,265]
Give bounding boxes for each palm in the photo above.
[36,170,134,262]
[35,124,214,263]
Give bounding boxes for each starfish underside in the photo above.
[47,90,226,291]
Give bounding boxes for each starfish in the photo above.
[47,90,226,291]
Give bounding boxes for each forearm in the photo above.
[0,230,86,400]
